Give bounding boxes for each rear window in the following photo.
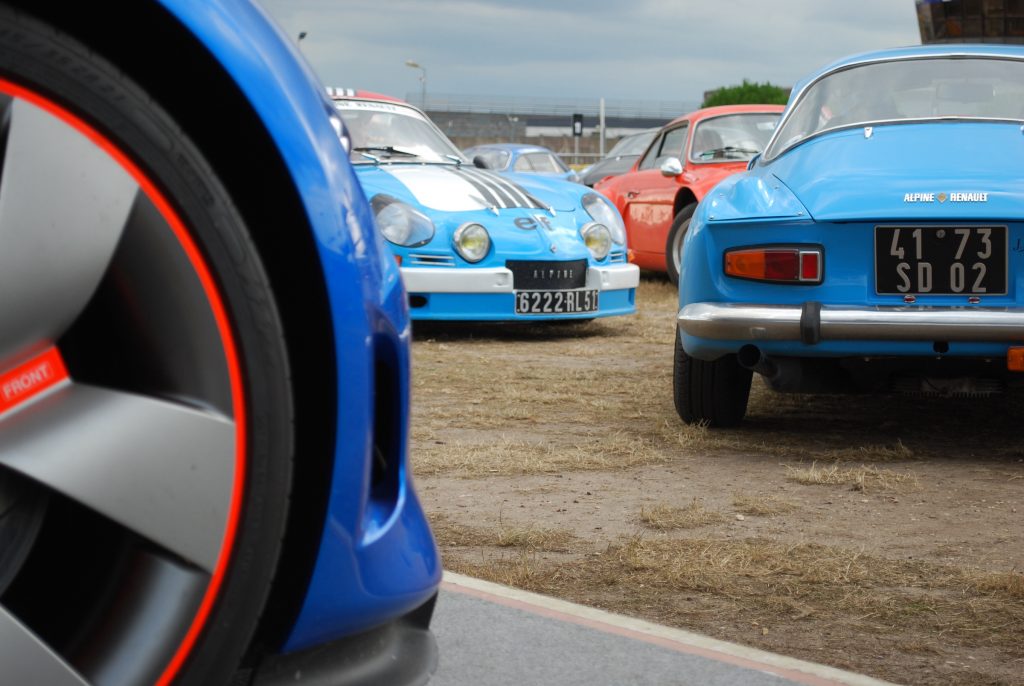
[767,56,1024,159]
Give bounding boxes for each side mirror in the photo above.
[659,157,683,177]
[747,153,761,171]
[472,155,489,169]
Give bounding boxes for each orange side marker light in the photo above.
[1009,347,1024,372]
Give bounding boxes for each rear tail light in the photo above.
[1009,347,1024,372]
[724,247,822,284]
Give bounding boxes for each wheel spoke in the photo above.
[0,384,234,572]
[0,603,89,686]
[0,98,138,369]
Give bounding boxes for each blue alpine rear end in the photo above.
[675,46,1024,426]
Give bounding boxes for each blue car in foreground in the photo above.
[331,91,639,321]
[0,1,439,684]
[675,45,1024,426]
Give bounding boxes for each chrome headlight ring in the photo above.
[580,222,612,261]
[453,222,491,263]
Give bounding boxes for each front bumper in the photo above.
[401,262,639,294]
[402,263,639,321]
[678,302,1024,343]
[252,595,437,686]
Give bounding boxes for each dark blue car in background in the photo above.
[0,1,440,684]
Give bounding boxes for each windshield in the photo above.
[335,100,465,164]
[607,129,657,157]
[688,114,779,162]
[767,56,1024,159]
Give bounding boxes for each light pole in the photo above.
[405,59,427,109]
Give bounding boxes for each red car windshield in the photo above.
[689,113,780,163]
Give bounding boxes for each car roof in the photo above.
[466,143,553,154]
[663,104,786,129]
[325,87,407,104]
[792,44,1024,94]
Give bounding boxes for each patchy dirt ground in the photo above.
[409,275,1024,686]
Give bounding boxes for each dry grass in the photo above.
[442,535,1024,657]
[639,501,726,530]
[968,570,1024,599]
[785,462,920,493]
[822,438,915,462]
[429,513,578,554]
[413,431,672,477]
[413,277,1024,685]
[732,493,799,517]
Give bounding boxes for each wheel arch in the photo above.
[674,187,699,216]
[8,0,339,655]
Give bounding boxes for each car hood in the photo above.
[768,122,1024,222]
[355,164,580,213]
[355,165,599,259]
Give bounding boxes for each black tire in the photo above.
[665,202,697,286]
[0,6,293,685]
[673,330,752,427]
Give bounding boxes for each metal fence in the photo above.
[409,92,698,120]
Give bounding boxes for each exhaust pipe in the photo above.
[737,344,777,378]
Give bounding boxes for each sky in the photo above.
[257,0,922,107]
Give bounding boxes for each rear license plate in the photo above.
[514,290,598,315]
[874,226,1007,295]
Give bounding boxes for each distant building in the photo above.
[917,0,1024,43]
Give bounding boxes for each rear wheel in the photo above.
[664,202,697,286]
[0,6,293,685]
[673,330,752,427]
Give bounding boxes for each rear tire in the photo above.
[673,330,752,427]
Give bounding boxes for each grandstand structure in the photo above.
[917,0,1024,42]
[413,92,697,162]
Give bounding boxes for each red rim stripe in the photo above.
[0,78,248,686]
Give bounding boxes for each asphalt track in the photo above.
[430,573,900,686]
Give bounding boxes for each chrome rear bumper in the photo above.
[677,302,1024,342]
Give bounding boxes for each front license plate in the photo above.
[514,290,599,315]
[875,226,1007,295]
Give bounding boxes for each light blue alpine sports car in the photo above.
[330,90,640,322]
[675,45,1024,426]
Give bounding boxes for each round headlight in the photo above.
[581,223,612,260]
[582,193,626,245]
[453,223,491,263]
[372,195,435,247]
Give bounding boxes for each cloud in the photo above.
[258,0,921,103]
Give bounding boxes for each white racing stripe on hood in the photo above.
[459,167,547,210]
[384,166,492,211]
[384,166,548,212]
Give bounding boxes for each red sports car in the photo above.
[596,105,784,283]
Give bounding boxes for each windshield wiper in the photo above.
[700,146,761,157]
[353,145,419,157]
